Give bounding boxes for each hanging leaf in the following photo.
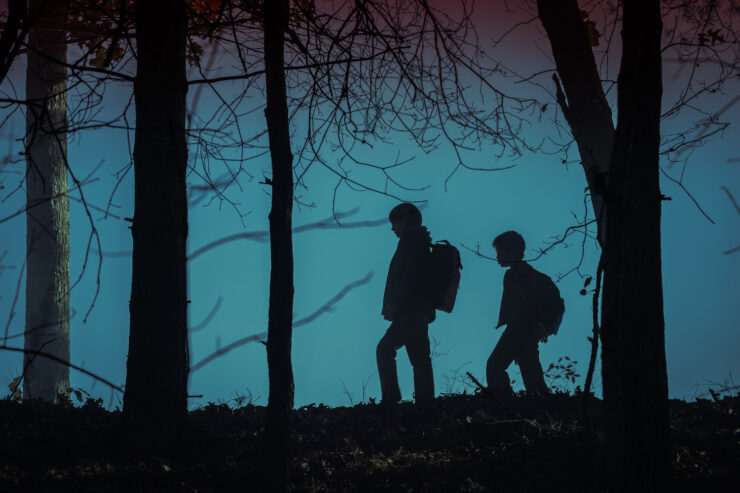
[584,19,601,47]
[90,46,107,68]
[8,376,22,402]
[578,10,601,47]
[186,42,205,67]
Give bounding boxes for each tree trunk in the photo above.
[601,0,670,488]
[261,0,295,489]
[537,0,614,246]
[123,0,189,454]
[23,0,70,403]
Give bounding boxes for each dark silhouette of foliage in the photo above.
[2,393,739,490]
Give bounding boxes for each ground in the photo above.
[1,391,738,491]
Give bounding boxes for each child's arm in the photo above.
[496,269,532,329]
[495,269,514,329]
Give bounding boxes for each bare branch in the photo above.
[190,296,223,333]
[188,208,387,261]
[721,185,740,216]
[190,272,373,373]
[721,186,740,255]
[659,165,715,224]
[0,344,123,394]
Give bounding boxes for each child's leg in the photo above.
[404,313,434,403]
[377,321,405,403]
[517,338,548,394]
[486,327,519,393]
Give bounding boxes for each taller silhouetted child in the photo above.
[377,203,435,405]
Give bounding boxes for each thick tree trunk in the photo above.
[23,0,70,403]
[601,0,670,488]
[537,0,614,246]
[261,0,295,489]
[123,0,188,453]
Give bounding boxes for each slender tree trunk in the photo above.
[23,0,70,403]
[123,0,189,453]
[261,0,295,489]
[538,0,613,421]
[537,0,614,246]
[601,0,670,488]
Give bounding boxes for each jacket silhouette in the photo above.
[382,225,434,322]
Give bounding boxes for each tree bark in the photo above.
[601,0,670,488]
[261,0,295,489]
[123,0,189,454]
[537,0,614,246]
[24,0,70,403]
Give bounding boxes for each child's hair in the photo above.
[492,231,525,261]
[389,203,422,226]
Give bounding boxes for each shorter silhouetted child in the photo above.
[487,231,550,395]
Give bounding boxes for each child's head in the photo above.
[492,231,525,267]
[389,203,422,238]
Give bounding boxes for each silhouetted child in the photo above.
[487,231,549,395]
[377,203,435,404]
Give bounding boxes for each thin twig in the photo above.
[190,272,373,373]
[465,371,485,391]
[1,345,124,394]
[583,252,604,427]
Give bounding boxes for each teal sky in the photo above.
[1,2,739,408]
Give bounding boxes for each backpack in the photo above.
[428,241,463,313]
[532,270,565,339]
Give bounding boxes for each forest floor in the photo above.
[0,391,738,492]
